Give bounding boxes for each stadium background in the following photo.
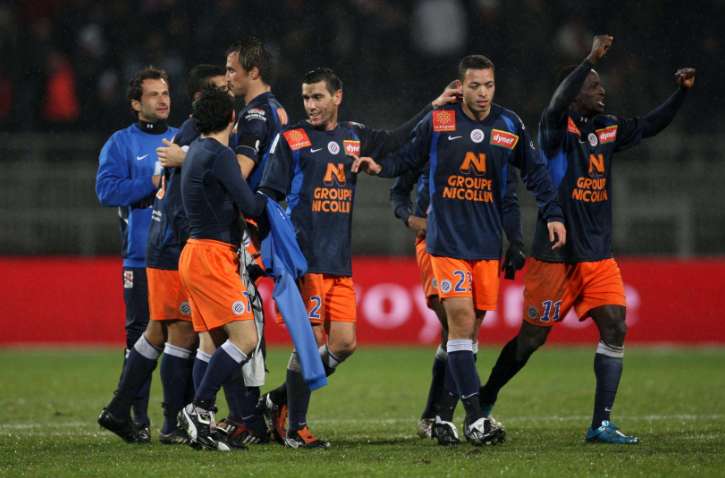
[1,0,724,345]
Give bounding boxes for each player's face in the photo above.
[302,81,342,130]
[577,70,606,115]
[132,78,170,122]
[226,51,250,97]
[462,68,495,116]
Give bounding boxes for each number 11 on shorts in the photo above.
[540,300,562,322]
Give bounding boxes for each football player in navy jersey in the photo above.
[96,67,177,443]
[257,68,461,448]
[477,35,695,444]
[354,55,566,446]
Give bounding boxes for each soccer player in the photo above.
[257,67,460,448]
[477,35,696,444]
[95,67,177,441]
[97,65,227,445]
[176,86,267,451]
[353,55,566,446]
[390,151,525,442]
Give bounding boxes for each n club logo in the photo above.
[460,152,487,175]
[588,153,605,176]
[323,162,346,185]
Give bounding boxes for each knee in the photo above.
[167,323,197,351]
[601,318,627,347]
[329,337,356,359]
[143,321,165,348]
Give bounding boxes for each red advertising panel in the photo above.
[1,257,724,345]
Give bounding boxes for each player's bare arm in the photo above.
[350,155,382,175]
[431,80,462,108]
[236,154,255,179]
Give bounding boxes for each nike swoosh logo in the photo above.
[310,148,323,153]
[136,154,149,161]
[448,135,462,141]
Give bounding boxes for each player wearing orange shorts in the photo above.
[478,35,695,444]
[355,55,566,446]
[390,161,525,441]
[174,87,268,451]
[257,68,460,448]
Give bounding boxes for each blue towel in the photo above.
[261,197,327,390]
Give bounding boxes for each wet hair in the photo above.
[458,55,495,80]
[187,64,226,100]
[192,86,235,134]
[302,67,343,94]
[226,36,274,83]
[127,66,168,103]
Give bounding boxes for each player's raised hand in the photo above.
[675,68,696,89]
[547,221,566,250]
[432,80,462,108]
[156,138,186,168]
[350,154,382,175]
[587,35,614,64]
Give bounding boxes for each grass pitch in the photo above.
[1,346,724,477]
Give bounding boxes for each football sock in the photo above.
[447,339,483,422]
[160,343,193,434]
[592,342,624,429]
[192,350,211,390]
[268,382,287,407]
[421,345,448,419]
[240,386,265,431]
[286,352,311,432]
[479,337,531,407]
[108,336,160,420]
[268,346,343,407]
[194,341,248,404]
[222,367,245,422]
[132,376,152,427]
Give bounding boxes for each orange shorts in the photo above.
[179,238,254,333]
[147,267,192,322]
[430,256,500,311]
[275,273,356,325]
[415,237,438,298]
[523,258,626,327]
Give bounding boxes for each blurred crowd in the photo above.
[2,0,722,135]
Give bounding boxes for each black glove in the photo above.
[502,241,526,280]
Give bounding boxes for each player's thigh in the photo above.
[590,304,627,346]
[522,259,576,327]
[441,296,476,339]
[198,331,216,355]
[327,321,357,357]
[223,319,259,355]
[575,259,626,319]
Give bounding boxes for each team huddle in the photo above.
[95,34,695,450]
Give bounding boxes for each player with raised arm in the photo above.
[257,67,460,448]
[353,55,566,446]
[477,35,696,444]
[175,87,267,451]
[96,67,177,442]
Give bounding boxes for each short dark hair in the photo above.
[127,66,168,103]
[458,55,495,80]
[193,87,235,135]
[187,64,226,100]
[226,36,274,83]
[303,67,343,94]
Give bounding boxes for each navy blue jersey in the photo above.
[390,164,431,225]
[379,103,560,260]
[231,92,289,190]
[96,122,178,268]
[146,117,200,269]
[532,113,643,262]
[260,119,412,276]
[181,137,266,247]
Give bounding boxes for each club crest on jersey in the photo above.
[490,129,519,150]
[587,133,598,147]
[528,306,538,319]
[596,125,618,144]
[440,280,452,293]
[232,300,246,315]
[283,128,312,151]
[179,301,191,316]
[343,140,361,156]
[328,141,341,155]
[567,117,581,136]
[432,110,456,132]
[470,129,485,143]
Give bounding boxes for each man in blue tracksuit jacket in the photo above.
[95,66,178,436]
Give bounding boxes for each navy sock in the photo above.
[286,367,311,432]
[108,336,160,420]
[421,346,448,419]
[268,382,287,407]
[438,354,459,421]
[195,342,248,404]
[480,337,531,407]
[132,376,152,427]
[240,386,263,428]
[592,345,624,429]
[222,368,245,421]
[192,350,211,390]
[159,344,193,434]
[447,339,483,422]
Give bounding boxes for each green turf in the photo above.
[1,346,724,477]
